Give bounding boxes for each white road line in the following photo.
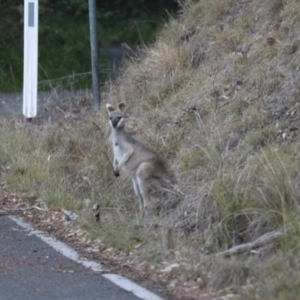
[8,215,164,300]
[9,215,103,272]
[103,274,164,300]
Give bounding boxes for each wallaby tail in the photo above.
[151,175,183,196]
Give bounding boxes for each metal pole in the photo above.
[88,0,100,109]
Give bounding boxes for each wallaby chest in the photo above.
[110,132,126,162]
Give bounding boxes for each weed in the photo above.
[243,125,276,148]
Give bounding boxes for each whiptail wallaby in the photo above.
[106,102,176,215]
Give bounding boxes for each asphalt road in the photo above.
[0,216,140,300]
[0,92,22,117]
[0,90,91,118]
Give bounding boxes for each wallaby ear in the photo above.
[118,102,126,112]
[106,103,115,113]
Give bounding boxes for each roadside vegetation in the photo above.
[2,0,300,298]
[0,0,176,91]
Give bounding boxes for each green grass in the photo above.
[0,12,170,92]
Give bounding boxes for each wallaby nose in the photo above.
[112,119,120,128]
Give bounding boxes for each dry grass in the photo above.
[2,0,300,298]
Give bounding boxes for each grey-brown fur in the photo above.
[106,102,175,214]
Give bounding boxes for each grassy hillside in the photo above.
[2,0,300,298]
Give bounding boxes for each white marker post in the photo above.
[23,0,39,120]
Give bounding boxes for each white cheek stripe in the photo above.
[116,118,124,128]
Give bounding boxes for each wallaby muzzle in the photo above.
[111,119,120,128]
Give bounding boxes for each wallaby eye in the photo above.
[118,117,122,120]
[109,117,113,120]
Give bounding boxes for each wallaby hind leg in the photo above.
[136,177,151,210]
[136,162,153,211]
[132,178,144,212]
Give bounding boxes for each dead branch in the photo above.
[216,230,283,258]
